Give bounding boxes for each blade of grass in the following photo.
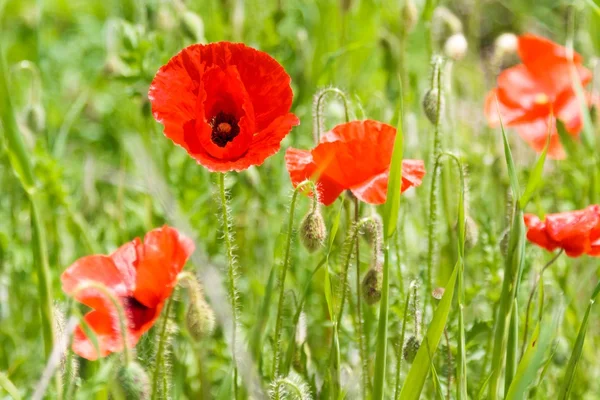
[505,315,555,400]
[398,261,458,400]
[558,280,600,399]
[519,118,551,209]
[0,372,21,400]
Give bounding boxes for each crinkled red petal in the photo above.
[133,226,194,308]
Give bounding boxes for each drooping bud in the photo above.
[361,268,383,305]
[180,274,215,342]
[402,0,418,33]
[24,104,46,133]
[423,57,445,125]
[464,215,479,248]
[403,335,420,363]
[444,33,468,61]
[299,208,327,252]
[113,361,150,400]
[422,88,445,125]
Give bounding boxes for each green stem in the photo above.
[373,245,391,400]
[272,180,316,380]
[394,284,413,399]
[425,57,444,315]
[353,198,369,398]
[218,172,239,399]
[151,297,173,400]
[0,372,21,400]
[313,87,350,143]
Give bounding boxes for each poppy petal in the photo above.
[312,120,396,189]
[285,147,345,206]
[133,226,194,308]
[61,247,135,314]
[72,310,122,360]
[524,214,560,253]
[511,117,565,159]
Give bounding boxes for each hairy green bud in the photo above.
[403,335,420,364]
[114,361,150,400]
[361,268,383,305]
[299,208,327,252]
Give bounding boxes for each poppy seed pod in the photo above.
[422,88,444,125]
[402,0,418,33]
[361,268,383,305]
[114,361,150,400]
[299,209,327,252]
[403,335,420,363]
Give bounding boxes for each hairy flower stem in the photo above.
[520,250,563,358]
[313,87,350,143]
[394,283,415,399]
[425,57,444,316]
[353,197,369,398]
[151,297,173,399]
[218,173,239,399]
[272,181,317,382]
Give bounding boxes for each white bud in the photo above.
[495,33,518,55]
[444,33,468,61]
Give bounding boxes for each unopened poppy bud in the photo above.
[114,361,150,400]
[499,227,510,256]
[432,287,445,300]
[361,268,383,305]
[299,209,327,253]
[361,215,383,249]
[402,0,418,33]
[181,274,215,341]
[403,335,420,363]
[24,104,46,133]
[465,215,479,248]
[432,7,463,48]
[187,296,215,342]
[495,33,518,56]
[422,88,444,125]
[444,33,468,61]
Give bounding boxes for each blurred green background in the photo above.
[1,0,600,398]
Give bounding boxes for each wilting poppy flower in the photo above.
[524,205,600,257]
[484,34,596,159]
[285,120,426,206]
[61,226,194,360]
[149,42,299,172]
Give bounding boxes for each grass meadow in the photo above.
[1,0,600,399]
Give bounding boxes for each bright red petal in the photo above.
[545,206,600,242]
[61,243,136,314]
[497,64,547,110]
[133,226,194,308]
[524,214,559,253]
[285,147,345,206]
[312,120,396,189]
[511,117,565,159]
[72,310,122,360]
[517,34,590,99]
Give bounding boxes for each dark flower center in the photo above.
[210,112,240,147]
[122,296,154,331]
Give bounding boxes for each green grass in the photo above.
[1,0,600,399]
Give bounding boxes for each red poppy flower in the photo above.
[524,205,600,257]
[61,226,194,360]
[484,34,596,159]
[149,42,299,172]
[285,120,426,206]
